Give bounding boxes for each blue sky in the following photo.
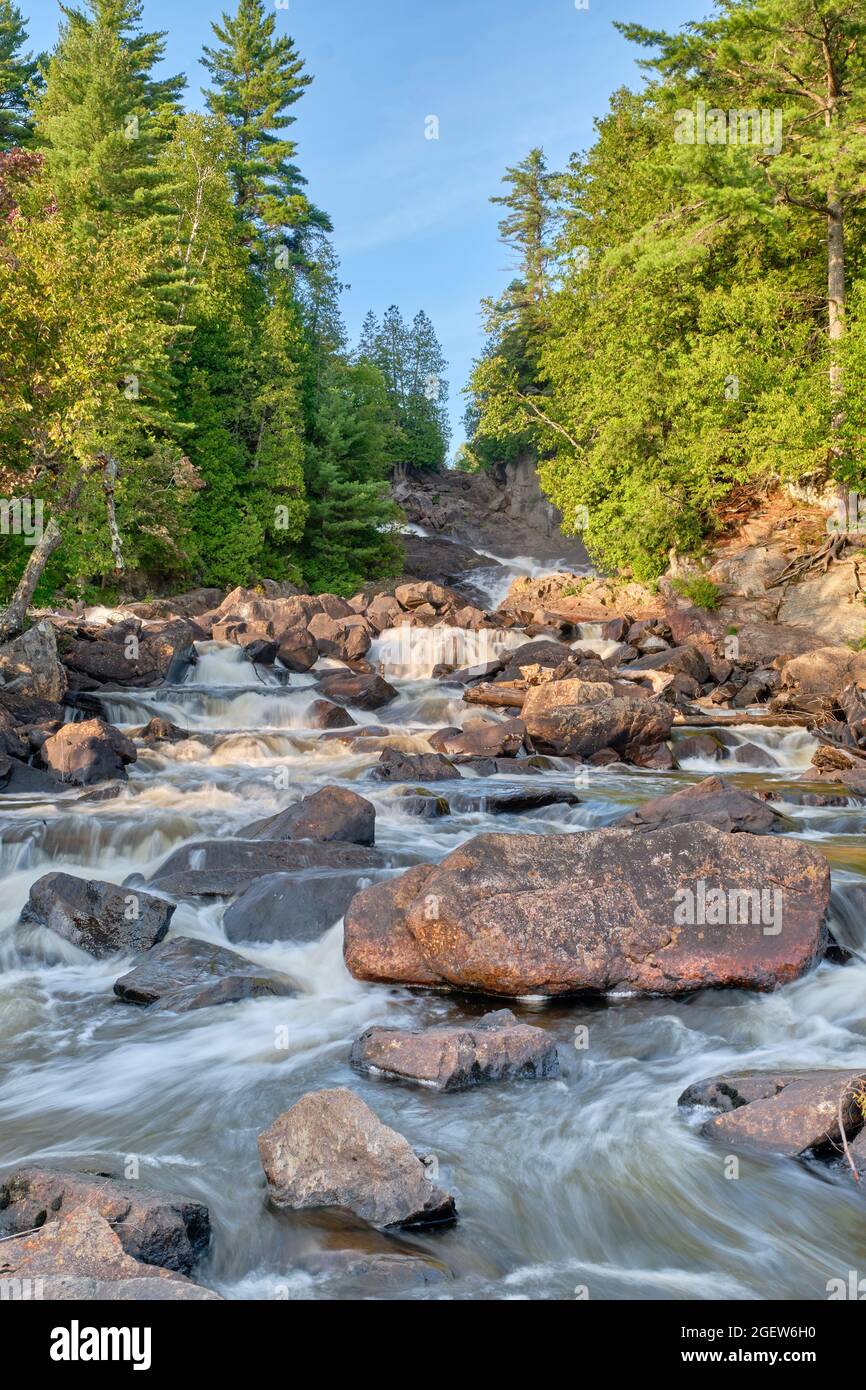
[22,0,706,451]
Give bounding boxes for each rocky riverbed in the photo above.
[2,540,866,1301]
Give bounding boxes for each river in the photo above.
[1,565,865,1301]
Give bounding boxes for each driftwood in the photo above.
[463,682,527,710]
[768,533,848,588]
[674,712,815,729]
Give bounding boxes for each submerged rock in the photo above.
[344,824,830,997]
[0,1167,210,1274]
[616,776,789,835]
[20,873,174,958]
[243,787,376,847]
[257,1088,457,1228]
[350,1009,559,1091]
[113,936,296,1012]
[223,870,371,944]
[679,1069,866,1159]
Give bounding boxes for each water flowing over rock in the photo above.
[113,936,297,1012]
[317,671,398,710]
[350,1009,560,1090]
[222,870,370,944]
[148,838,383,899]
[0,1168,210,1274]
[370,747,461,782]
[21,872,174,957]
[344,825,830,996]
[257,1088,457,1228]
[679,1069,866,1159]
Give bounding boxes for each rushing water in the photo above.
[1,614,866,1302]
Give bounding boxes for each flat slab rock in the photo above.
[0,1167,210,1274]
[20,872,175,958]
[148,838,383,899]
[350,1008,559,1091]
[257,1088,457,1229]
[616,776,789,836]
[113,936,296,1012]
[343,823,830,997]
[679,1069,866,1158]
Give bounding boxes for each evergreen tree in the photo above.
[202,0,329,258]
[357,305,450,469]
[0,0,37,149]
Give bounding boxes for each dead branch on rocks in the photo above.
[768,533,848,587]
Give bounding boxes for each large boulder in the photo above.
[243,787,375,847]
[344,824,830,997]
[61,620,200,688]
[223,870,372,944]
[623,644,710,684]
[317,671,398,710]
[679,1069,866,1159]
[0,1208,197,1287]
[40,717,137,785]
[775,646,866,714]
[307,613,372,662]
[20,873,174,958]
[276,627,319,673]
[148,838,382,899]
[350,1009,559,1091]
[0,621,67,701]
[0,1168,210,1275]
[616,776,789,835]
[257,1088,457,1228]
[113,936,296,1012]
[306,698,355,729]
[521,684,673,760]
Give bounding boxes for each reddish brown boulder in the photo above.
[276,627,319,672]
[430,719,526,758]
[521,684,673,760]
[306,698,356,730]
[308,613,373,662]
[344,824,830,997]
[0,1208,190,1285]
[257,1088,457,1228]
[679,1069,866,1158]
[350,1009,559,1090]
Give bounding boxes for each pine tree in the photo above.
[356,306,450,469]
[0,0,37,149]
[202,0,329,258]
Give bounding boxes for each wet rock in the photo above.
[430,718,526,759]
[0,621,67,701]
[302,1249,450,1291]
[33,1275,221,1300]
[113,936,296,1012]
[223,870,372,944]
[350,1009,559,1091]
[675,733,725,761]
[240,636,278,665]
[344,824,830,996]
[307,699,356,730]
[616,776,789,835]
[149,838,383,899]
[138,716,186,743]
[0,1167,210,1275]
[20,873,174,958]
[243,787,376,847]
[448,785,580,815]
[276,627,319,673]
[728,741,768,768]
[679,1069,866,1159]
[630,742,676,770]
[398,789,451,818]
[40,717,137,786]
[0,761,67,794]
[61,620,200,688]
[257,1088,457,1228]
[317,671,398,710]
[522,684,673,761]
[0,1208,195,1286]
[370,747,461,782]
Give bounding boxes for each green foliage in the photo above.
[356,306,450,470]
[0,0,36,149]
[671,575,722,611]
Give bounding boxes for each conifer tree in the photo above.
[0,0,37,149]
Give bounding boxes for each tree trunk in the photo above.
[828,196,849,526]
[0,517,63,642]
[100,454,125,574]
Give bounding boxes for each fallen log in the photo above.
[463,682,527,710]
